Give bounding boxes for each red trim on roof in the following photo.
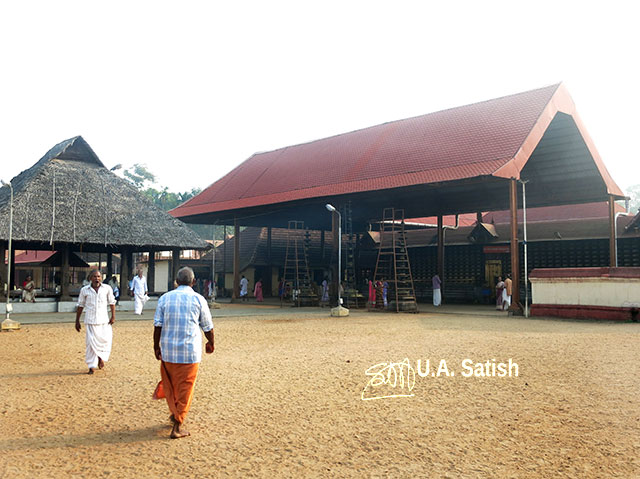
[493,84,624,197]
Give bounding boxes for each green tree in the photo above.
[123,164,156,189]
[122,164,219,239]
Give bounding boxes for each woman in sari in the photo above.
[495,276,505,311]
[254,278,264,302]
[22,275,36,302]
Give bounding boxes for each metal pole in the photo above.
[2,180,19,330]
[211,223,216,301]
[520,180,529,318]
[5,183,12,317]
[325,203,344,311]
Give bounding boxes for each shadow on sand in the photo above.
[0,369,87,379]
[0,425,168,451]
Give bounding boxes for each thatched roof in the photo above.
[0,136,208,251]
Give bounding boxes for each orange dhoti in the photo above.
[160,361,199,424]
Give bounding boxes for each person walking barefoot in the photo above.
[76,269,116,374]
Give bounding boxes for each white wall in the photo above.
[531,277,640,308]
[155,261,169,293]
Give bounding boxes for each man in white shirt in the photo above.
[75,269,116,374]
[132,269,148,315]
[239,275,249,302]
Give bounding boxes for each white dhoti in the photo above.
[134,293,147,315]
[502,289,511,310]
[433,289,441,306]
[85,323,113,368]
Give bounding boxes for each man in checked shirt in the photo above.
[153,266,215,439]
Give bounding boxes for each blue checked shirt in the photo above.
[153,285,214,364]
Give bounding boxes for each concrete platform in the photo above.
[2,299,513,325]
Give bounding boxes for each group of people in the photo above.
[366,278,389,309]
[431,272,513,310]
[75,266,214,439]
[239,275,264,302]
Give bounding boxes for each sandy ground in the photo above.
[0,308,638,478]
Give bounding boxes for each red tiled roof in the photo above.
[173,83,623,219]
[13,250,55,264]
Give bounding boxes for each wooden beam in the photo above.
[106,252,113,278]
[171,249,180,290]
[60,245,71,301]
[147,251,156,293]
[232,219,240,300]
[509,178,521,312]
[609,195,616,267]
[266,227,272,296]
[120,249,130,299]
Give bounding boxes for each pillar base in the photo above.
[1,317,21,331]
[331,305,350,317]
[508,303,524,316]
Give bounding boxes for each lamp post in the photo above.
[1,180,19,331]
[325,204,348,317]
[519,179,529,318]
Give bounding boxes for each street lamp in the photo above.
[519,179,529,318]
[325,204,348,317]
[1,180,19,331]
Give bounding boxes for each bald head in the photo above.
[176,267,195,286]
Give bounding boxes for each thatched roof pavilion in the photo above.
[0,136,208,301]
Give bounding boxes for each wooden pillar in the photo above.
[148,251,156,293]
[266,227,272,296]
[608,195,617,267]
[223,225,227,278]
[437,214,444,297]
[106,252,113,278]
[120,249,131,299]
[0,243,6,299]
[331,212,339,307]
[172,249,180,290]
[509,178,521,311]
[60,245,72,301]
[476,212,483,224]
[232,220,240,300]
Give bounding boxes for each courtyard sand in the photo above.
[0,309,638,478]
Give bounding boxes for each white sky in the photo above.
[1,1,638,194]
